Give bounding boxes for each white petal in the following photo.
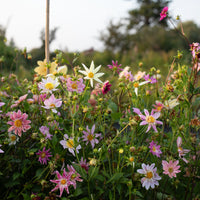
[93,65,102,73]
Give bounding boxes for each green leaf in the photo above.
[194,87,200,95]
[108,101,118,113]
[13,172,21,180]
[88,166,99,180]
[111,112,122,121]
[52,134,58,147]
[106,172,124,184]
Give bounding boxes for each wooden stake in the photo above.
[45,0,50,74]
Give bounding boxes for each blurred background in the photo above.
[1,0,200,79]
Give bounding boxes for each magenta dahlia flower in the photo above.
[160,7,168,21]
[36,147,52,165]
[102,80,112,95]
[107,60,123,74]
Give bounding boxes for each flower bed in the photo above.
[0,7,200,200]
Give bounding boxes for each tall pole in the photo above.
[45,0,50,74]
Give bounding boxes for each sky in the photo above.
[1,0,200,52]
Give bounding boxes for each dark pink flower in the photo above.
[107,60,123,74]
[67,165,83,189]
[79,157,89,172]
[162,160,181,178]
[102,80,112,95]
[7,110,31,136]
[160,7,168,21]
[149,141,162,157]
[152,101,164,112]
[143,74,157,84]
[36,147,52,165]
[50,168,72,197]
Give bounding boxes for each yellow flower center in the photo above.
[152,146,156,152]
[157,106,162,111]
[60,179,66,185]
[10,135,16,141]
[178,147,183,151]
[146,171,153,179]
[129,157,134,162]
[41,152,46,158]
[88,72,94,78]
[87,134,94,141]
[168,167,173,173]
[146,116,155,123]
[71,83,78,89]
[133,82,139,88]
[14,119,22,127]
[50,103,55,108]
[66,139,74,148]
[45,82,54,90]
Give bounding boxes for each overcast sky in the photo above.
[1,0,200,52]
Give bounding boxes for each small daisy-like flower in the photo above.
[60,134,81,156]
[143,74,157,84]
[162,160,181,178]
[7,110,31,136]
[132,80,149,96]
[102,80,112,95]
[42,94,62,113]
[36,147,52,165]
[0,102,5,112]
[50,168,72,197]
[79,157,89,172]
[137,163,161,190]
[134,71,146,81]
[66,78,85,93]
[34,59,57,76]
[79,61,104,87]
[8,132,19,145]
[39,126,53,140]
[133,108,163,133]
[67,165,83,189]
[164,98,179,110]
[160,6,168,21]
[149,141,162,157]
[107,60,123,74]
[177,136,190,163]
[119,66,134,81]
[152,101,164,112]
[82,124,101,148]
[38,77,60,94]
[0,144,4,153]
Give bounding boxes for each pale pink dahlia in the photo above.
[66,78,85,93]
[162,160,181,178]
[177,136,190,163]
[133,108,163,133]
[7,110,31,136]
[42,94,62,113]
[82,124,101,148]
[137,163,161,190]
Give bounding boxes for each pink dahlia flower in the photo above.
[160,7,168,21]
[42,94,62,113]
[66,78,85,93]
[149,141,162,157]
[82,124,101,148]
[36,147,52,165]
[107,60,123,74]
[7,110,31,136]
[177,136,190,163]
[50,168,72,197]
[133,108,163,133]
[162,160,181,178]
[102,80,112,95]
